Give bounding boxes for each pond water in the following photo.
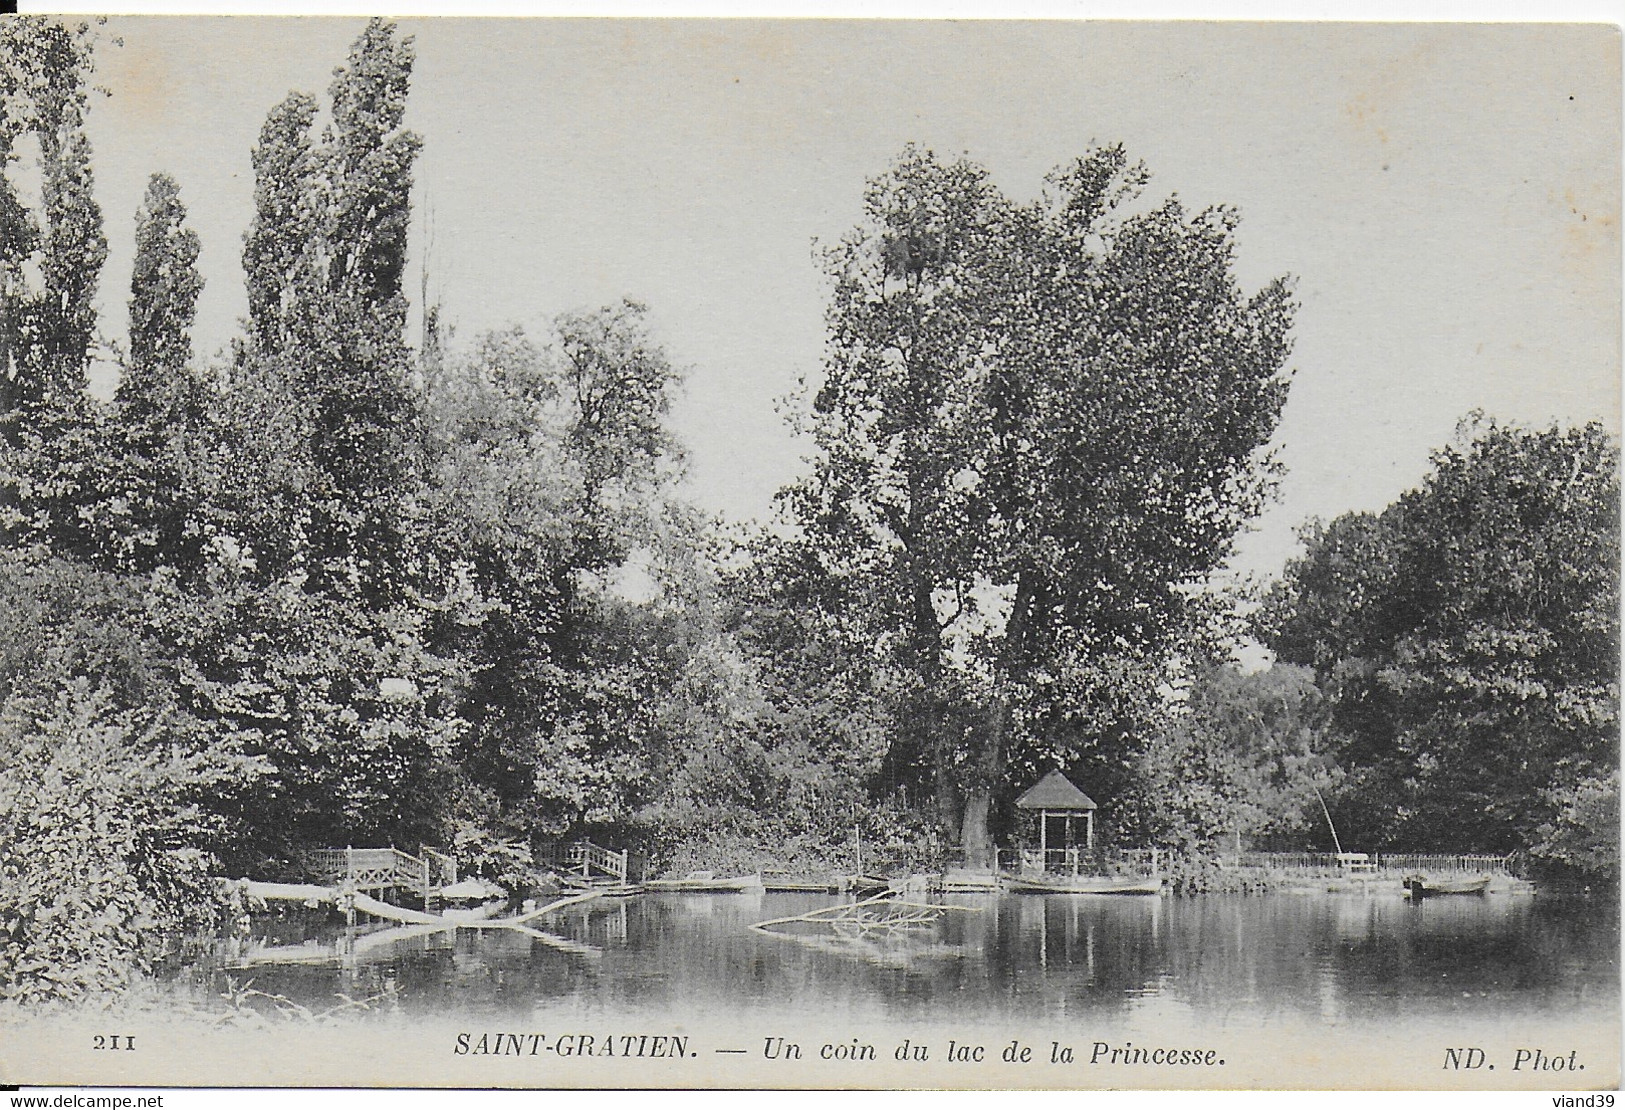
[204,889,1618,1032]
[13,888,1614,1089]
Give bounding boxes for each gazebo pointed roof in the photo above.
[1015,769,1097,811]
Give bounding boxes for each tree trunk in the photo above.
[935,756,962,842]
[960,697,1013,868]
[959,571,1035,869]
[908,576,960,840]
[961,787,994,868]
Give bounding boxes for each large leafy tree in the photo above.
[1258,417,1620,859]
[786,150,1005,844]
[556,299,683,572]
[713,529,907,853]
[419,304,684,843]
[789,145,1293,862]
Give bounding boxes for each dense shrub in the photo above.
[0,683,263,1002]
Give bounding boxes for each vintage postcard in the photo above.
[0,13,1617,1095]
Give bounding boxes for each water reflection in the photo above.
[204,891,1618,1030]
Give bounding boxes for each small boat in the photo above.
[887,873,943,896]
[761,876,840,893]
[1405,875,1491,898]
[1003,874,1164,895]
[942,868,1000,894]
[838,874,892,897]
[642,871,764,893]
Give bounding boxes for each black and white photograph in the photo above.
[0,11,1618,1094]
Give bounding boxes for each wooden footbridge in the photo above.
[536,839,630,886]
[295,840,629,906]
[234,842,615,961]
[306,846,460,907]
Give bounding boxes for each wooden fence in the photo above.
[1227,852,1514,875]
[975,847,1514,877]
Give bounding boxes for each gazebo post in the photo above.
[1039,808,1048,869]
[1087,809,1094,850]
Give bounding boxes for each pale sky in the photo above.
[78,17,1621,583]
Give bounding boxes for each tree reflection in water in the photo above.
[191,891,1617,1029]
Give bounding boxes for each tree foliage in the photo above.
[242,91,319,358]
[105,171,210,576]
[1129,662,1338,851]
[785,144,1294,860]
[0,22,461,1002]
[121,172,202,414]
[418,303,684,845]
[2,12,1613,1010]
[1258,417,1619,859]
[237,18,421,604]
[0,682,260,1002]
[0,17,106,417]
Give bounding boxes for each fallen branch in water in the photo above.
[752,893,981,934]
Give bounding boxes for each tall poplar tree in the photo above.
[237,19,421,601]
[120,172,202,417]
[96,172,207,574]
[203,20,462,856]
[0,17,106,417]
[242,92,319,358]
[309,19,421,595]
[0,17,111,567]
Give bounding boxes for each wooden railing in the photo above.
[307,846,436,899]
[1362,853,1513,875]
[991,847,1163,877]
[1227,852,1513,874]
[537,839,628,883]
[976,847,1513,878]
[423,847,458,887]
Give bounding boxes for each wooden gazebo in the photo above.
[1015,769,1098,857]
